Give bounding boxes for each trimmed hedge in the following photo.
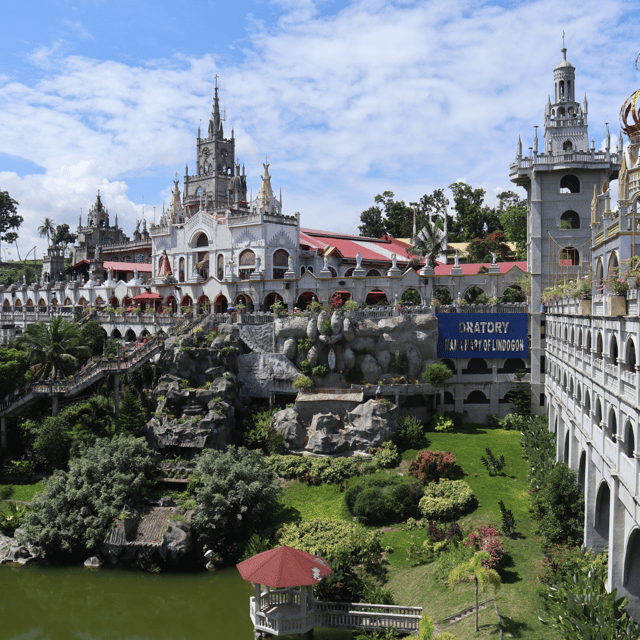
[418,479,476,521]
[345,474,422,525]
[266,454,369,484]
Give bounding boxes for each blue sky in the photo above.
[1,0,639,258]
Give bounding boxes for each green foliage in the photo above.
[190,446,281,557]
[19,436,154,558]
[535,544,606,588]
[532,462,584,547]
[299,360,312,374]
[418,615,436,640]
[397,415,429,450]
[433,286,452,305]
[391,350,408,374]
[0,485,14,500]
[448,182,500,242]
[79,321,108,359]
[480,448,506,475]
[266,454,364,484]
[312,364,329,377]
[421,362,453,387]
[497,191,527,259]
[16,316,90,380]
[408,449,457,483]
[520,415,557,490]
[297,338,313,352]
[372,441,401,469]
[499,500,517,538]
[277,519,383,576]
[24,395,115,471]
[320,319,332,336]
[292,375,313,390]
[218,345,238,358]
[345,475,422,525]
[2,459,33,479]
[434,542,475,584]
[0,501,29,535]
[117,390,148,435]
[419,480,476,520]
[0,189,22,247]
[432,411,454,432]
[466,230,514,264]
[508,369,532,416]
[0,347,30,393]
[540,556,640,639]
[242,408,281,453]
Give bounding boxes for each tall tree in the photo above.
[16,316,90,380]
[497,190,527,260]
[0,189,22,261]
[448,551,502,632]
[408,219,447,267]
[358,205,386,237]
[358,191,415,238]
[449,182,500,242]
[38,217,56,247]
[418,188,450,226]
[465,230,514,263]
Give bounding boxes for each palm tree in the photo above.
[447,551,501,632]
[38,217,56,247]
[408,219,447,268]
[16,316,90,380]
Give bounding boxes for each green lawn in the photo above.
[0,480,45,502]
[279,425,559,640]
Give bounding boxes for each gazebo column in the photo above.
[254,582,261,609]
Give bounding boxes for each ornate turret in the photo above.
[87,192,109,228]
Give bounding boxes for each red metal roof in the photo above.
[433,261,527,276]
[132,292,163,300]
[236,545,332,588]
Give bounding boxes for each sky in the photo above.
[1,0,640,260]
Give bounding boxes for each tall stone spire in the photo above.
[208,86,223,140]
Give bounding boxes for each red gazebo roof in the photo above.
[236,545,332,588]
[132,292,163,301]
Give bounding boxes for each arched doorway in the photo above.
[296,291,317,310]
[464,286,487,304]
[165,295,178,313]
[401,288,421,306]
[331,290,351,308]
[124,328,137,342]
[595,482,610,545]
[265,292,284,310]
[272,249,289,280]
[198,295,211,313]
[239,249,256,280]
[215,294,228,314]
[624,529,640,598]
[180,295,193,311]
[433,286,452,305]
[365,289,388,305]
[235,294,253,312]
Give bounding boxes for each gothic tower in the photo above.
[510,46,621,408]
[183,85,237,215]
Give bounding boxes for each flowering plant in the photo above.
[603,267,629,296]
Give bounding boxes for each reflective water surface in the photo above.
[0,564,352,640]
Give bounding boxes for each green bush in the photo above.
[408,450,456,483]
[219,345,238,358]
[432,411,454,433]
[191,446,281,558]
[312,364,329,377]
[392,350,408,373]
[418,480,476,520]
[372,441,401,469]
[297,338,313,352]
[397,416,429,450]
[321,319,332,336]
[18,436,154,558]
[292,375,313,390]
[299,360,312,375]
[521,415,556,490]
[486,414,501,427]
[345,475,422,525]
[422,362,453,387]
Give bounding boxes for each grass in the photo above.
[0,480,44,502]
[278,425,560,640]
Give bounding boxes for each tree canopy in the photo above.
[497,190,527,259]
[448,182,501,242]
[18,435,154,558]
[0,189,22,253]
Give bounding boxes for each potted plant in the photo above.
[604,267,628,316]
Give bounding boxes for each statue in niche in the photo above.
[288,255,294,271]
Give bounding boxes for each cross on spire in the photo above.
[562,30,565,48]
[214,74,219,88]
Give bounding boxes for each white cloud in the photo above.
[62,19,94,41]
[2,0,639,255]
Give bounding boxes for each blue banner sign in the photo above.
[436,313,529,359]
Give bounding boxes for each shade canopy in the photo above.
[236,545,332,588]
[132,292,163,301]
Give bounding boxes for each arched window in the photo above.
[610,335,619,365]
[560,174,580,194]
[626,421,635,458]
[344,267,355,277]
[584,390,591,415]
[596,332,603,357]
[239,249,256,280]
[503,358,526,373]
[366,269,381,277]
[464,287,487,304]
[179,257,185,283]
[465,358,489,374]
[328,266,337,278]
[563,140,573,152]
[441,359,456,374]
[273,249,289,280]
[217,254,224,280]
[464,390,489,404]
[365,289,388,305]
[560,210,580,229]
[626,338,637,373]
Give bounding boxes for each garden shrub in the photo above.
[345,475,422,525]
[432,411,454,433]
[299,360,312,375]
[292,375,314,390]
[408,450,457,483]
[464,524,504,569]
[418,480,476,521]
[520,415,556,490]
[434,542,475,584]
[535,544,606,588]
[266,454,364,484]
[397,415,428,450]
[312,364,329,377]
[321,319,332,336]
[372,441,401,469]
[422,362,453,386]
[501,412,530,431]
[219,345,238,358]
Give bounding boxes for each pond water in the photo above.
[0,564,354,640]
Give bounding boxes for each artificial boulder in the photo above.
[272,408,305,450]
[283,338,297,361]
[361,354,382,383]
[306,413,348,454]
[344,399,399,451]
